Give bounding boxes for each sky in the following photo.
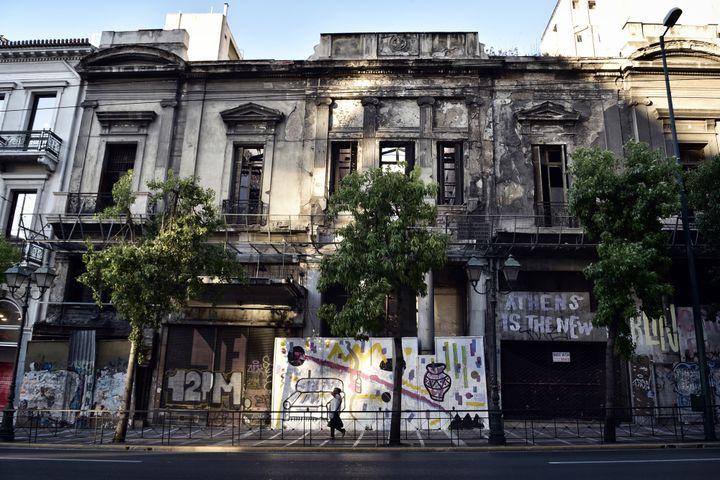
[0,0,560,59]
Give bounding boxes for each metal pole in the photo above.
[487,258,506,445]
[660,32,716,441]
[0,292,29,442]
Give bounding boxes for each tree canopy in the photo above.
[79,170,242,442]
[687,154,720,262]
[318,166,448,337]
[569,141,680,355]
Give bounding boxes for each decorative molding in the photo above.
[653,108,720,120]
[19,80,69,89]
[314,97,333,107]
[96,111,157,134]
[361,96,379,107]
[81,100,99,109]
[417,96,436,107]
[220,103,284,135]
[160,99,178,108]
[516,101,581,124]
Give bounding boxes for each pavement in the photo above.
[2,421,720,452]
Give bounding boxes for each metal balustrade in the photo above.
[10,406,719,446]
[0,130,62,158]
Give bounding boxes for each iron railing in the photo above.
[65,193,115,214]
[222,199,267,226]
[0,130,62,158]
[9,405,719,446]
[534,202,578,228]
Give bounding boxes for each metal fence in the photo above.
[10,406,720,447]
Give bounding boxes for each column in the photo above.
[361,97,379,170]
[467,271,488,336]
[417,96,435,182]
[417,271,435,354]
[312,97,333,207]
[67,100,98,192]
[153,98,178,180]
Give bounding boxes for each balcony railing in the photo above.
[65,193,115,214]
[534,202,578,228]
[0,129,62,163]
[222,199,267,226]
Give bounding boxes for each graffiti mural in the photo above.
[271,336,487,430]
[676,307,720,361]
[165,369,243,406]
[498,292,604,342]
[631,310,679,356]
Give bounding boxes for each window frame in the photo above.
[379,141,415,175]
[229,144,265,215]
[26,92,58,131]
[437,141,463,206]
[329,141,358,194]
[5,190,37,239]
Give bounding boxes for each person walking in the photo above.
[328,387,346,439]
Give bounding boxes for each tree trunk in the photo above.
[113,339,138,443]
[388,286,412,446]
[604,323,617,443]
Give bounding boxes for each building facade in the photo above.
[0,38,95,412]
[10,13,720,432]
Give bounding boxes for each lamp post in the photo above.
[659,7,716,441]
[0,261,56,442]
[466,254,520,446]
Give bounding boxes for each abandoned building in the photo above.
[2,4,719,435]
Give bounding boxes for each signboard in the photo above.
[552,352,571,363]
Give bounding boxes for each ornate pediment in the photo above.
[220,103,284,126]
[516,101,581,124]
[76,45,186,74]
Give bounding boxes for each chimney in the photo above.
[224,3,229,16]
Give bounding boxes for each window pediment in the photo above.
[96,110,156,134]
[516,101,581,124]
[221,103,284,126]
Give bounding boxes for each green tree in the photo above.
[318,166,448,446]
[0,237,21,273]
[687,154,720,284]
[80,171,242,443]
[568,141,680,442]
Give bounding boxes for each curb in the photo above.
[2,442,720,453]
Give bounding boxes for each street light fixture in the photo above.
[659,7,716,441]
[466,254,521,446]
[0,259,56,442]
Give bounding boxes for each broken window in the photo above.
[329,142,357,194]
[532,145,570,227]
[380,141,414,174]
[229,145,264,215]
[437,142,463,205]
[98,143,137,211]
[679,143,708,220]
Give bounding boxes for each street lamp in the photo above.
[466,254,521,446]
[0,260,56,442]
[659,7,716,441]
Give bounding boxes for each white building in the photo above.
[541,0,720,57]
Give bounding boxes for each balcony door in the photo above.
[229,145,264,216]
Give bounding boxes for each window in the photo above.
[229,145,264,214]
[98,143,137,211]
[576,34,583,43]
[532,145,570,226]
[380,141,414,174]
[437,142,463,205]
[6,191,36,239]
[588,0,596,9]
[27,93,57,131]
[330,142,357,194]
[679,143,707,171]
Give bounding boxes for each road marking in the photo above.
[319,440,330,446]
[0,457,142,464]
[549,458,720,465]
[253,431,283,446]
[285,433,309,446]
[415,430,425,447]
[443,429,467,447]
[353,430,365,447]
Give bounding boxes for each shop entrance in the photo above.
[501,340,606,419]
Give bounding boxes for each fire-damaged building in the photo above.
[7,6,720,434]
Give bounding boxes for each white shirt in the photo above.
[330,394,342,413]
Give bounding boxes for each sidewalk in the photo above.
[4,420,720,452]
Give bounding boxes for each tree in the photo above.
[80,171,242,443]
[318,166,448,446]
[687,154,720,286]
[0,237,21,273]
[568,141,680,442]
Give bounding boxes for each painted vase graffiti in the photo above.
[423,362,451,401]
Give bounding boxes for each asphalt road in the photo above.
[1,447,719,479]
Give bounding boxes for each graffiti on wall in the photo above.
[676,307,720,361]
[672,361,720,414]
[271,336,488,430]
[498,292,603,342]
[243,356,273,411]
[631,310,679,355]
[165,369,243,406]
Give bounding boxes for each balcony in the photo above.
[222,199,267,226]
[0,130,62,171]
[534,202,578,228]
